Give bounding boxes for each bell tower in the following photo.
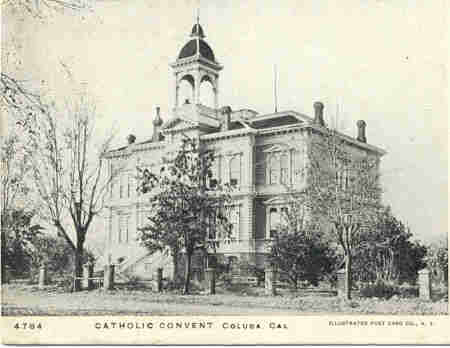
[171,16,223,110]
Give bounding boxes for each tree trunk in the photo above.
[183,252,192,295]
[73,239,84,292]
[172,250,178,282]
[344,253,352,300]
[1,228,7,284]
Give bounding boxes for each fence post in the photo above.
[103,264,115,290]
[205,267,216,295]
[418,268,432,301]
[154,267,163,292]
[83,263,94,290]
[265,266,277,296]
[38,264,48,289]
[336,268,346,298]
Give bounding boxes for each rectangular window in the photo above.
[255,150,266,185]
[209,156,220,189]
[110,164,116,198]
[125,215,130,243]
[225,205,240,239]
[280,153,289,185]
[117,215,122,244]
[229,156,241,187]
[269,207,279,238]
[207,213,216,240]
[269,155,279,184]
[127,173,132,198]
[144,263,152,273]
[119,174,124,199]
[268,206,289,238]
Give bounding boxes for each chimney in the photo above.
[152,106,163,141]
[356,120,367,143]
[313,101,325,126]
[126,134,136,145]
[220,106,232,131]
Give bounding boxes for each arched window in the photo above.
[178,74,195,105]
[229,156,240,186]
[199,75,215,108]
[269,207,279,238]
[269,155,279,184]
[280,153,289,184]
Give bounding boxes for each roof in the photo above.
[190,23,205,38]
[178,39,216,62]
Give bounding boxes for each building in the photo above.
[103,20,386,280]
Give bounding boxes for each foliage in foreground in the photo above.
[354,206,427,284]
[137,136,231,294]
[268,227,337,288]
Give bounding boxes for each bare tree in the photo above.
[26,92,116,291]
[303,128,382,299]
[1,0,92,128]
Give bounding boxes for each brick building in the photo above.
[103,21,385,280]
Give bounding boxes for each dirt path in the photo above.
[2,284,447,316]
[1,286,300,316]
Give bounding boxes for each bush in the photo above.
[360,280,397,299]
[268,228,337,289]
[359,280,418,299]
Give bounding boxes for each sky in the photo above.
[3,0,448,244]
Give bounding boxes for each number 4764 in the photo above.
[14,323,42,329]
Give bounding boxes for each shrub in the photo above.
[359,280,419,299]
[359,280,396,299]
[268,228,337,289]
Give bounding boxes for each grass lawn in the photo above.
[1,283,448,316]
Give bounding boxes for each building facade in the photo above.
[103,21,385,280]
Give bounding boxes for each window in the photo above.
[207,213,216,240]
[229,156,240,186]
[110,164,116,198]
[118,215,130,244]
[125,215,130,243]
[336,166,349,190]
[226,205,240,239]
[127,173,132,198]
[209,156,220,189]
[269,207,279,238]
[119,173,124,198]
[280,153,289,184]
[255,150,266,185]
[144,263,152,273]
[268,206,289,238]
[269,155,279,184]
[117,215,122,244]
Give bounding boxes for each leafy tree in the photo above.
[302,129,382,299]
[138,136,231,294]
[26,92,116,291]
[28,234,96,282]
[1,131,34,282]
[355,207,426,284]
[268,229,337,289]
[266,194,337,289]
[426,239,448,285]
[3,209,43,278]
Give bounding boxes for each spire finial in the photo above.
[190,0,205,39]
[274,64,278,113]
[196,1,200,26]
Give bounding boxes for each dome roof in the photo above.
[190,23,205,38]
[178,39,216,62]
